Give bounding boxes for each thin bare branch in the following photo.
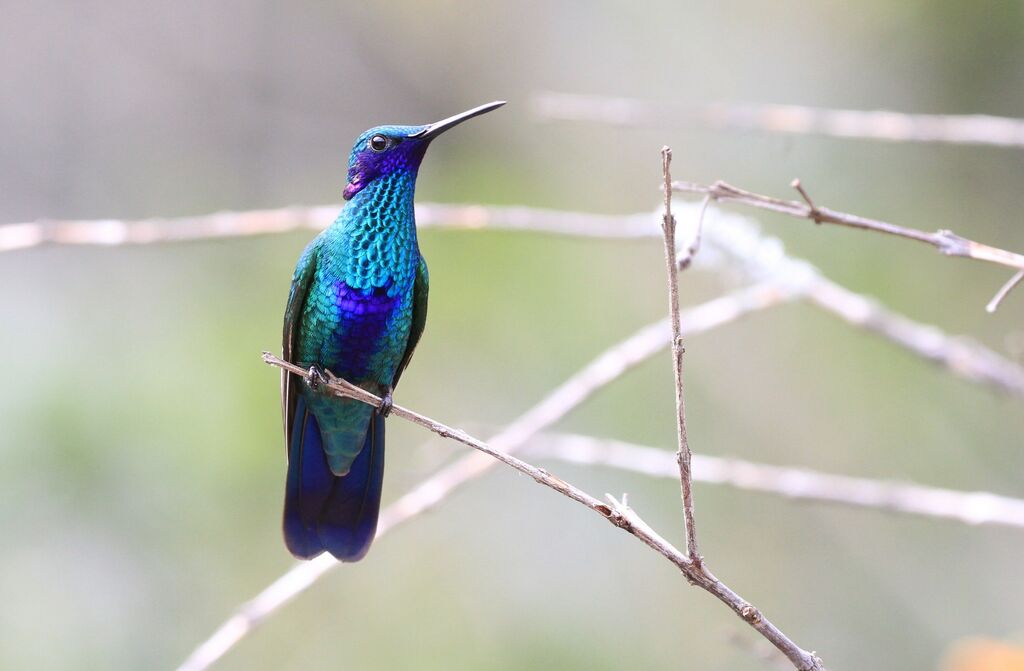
[673,179,1024,309]
[532,91,1024,149]
[264,353,619,508]
[661,147,700,565]
[177,283,796,671]
[533,434,1024,530]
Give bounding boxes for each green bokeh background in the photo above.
[3,2,1024,669]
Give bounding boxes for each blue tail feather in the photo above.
[283,396,385,561]
[317,413,385,561]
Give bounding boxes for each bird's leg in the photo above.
[377,385,394,417]
[304,365,329,391]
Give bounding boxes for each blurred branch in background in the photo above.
[178,282,795,671]
[0,203,655,253]
[533,434,1024,530]
[805,277,1024,394]
[0,206,335,252]
[532,90,1024,149]
[3,203,1021,395]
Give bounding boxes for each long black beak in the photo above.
[408,101,506,140]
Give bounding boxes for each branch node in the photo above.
[933,229,971,256]
[711,179,731,196]
[437,426,466,441]
[741,604,764,625]
[602,493,634,529]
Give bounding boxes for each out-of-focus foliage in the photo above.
[2,2,1023,670]
[945,639,1024,671]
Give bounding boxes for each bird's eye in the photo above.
[369,134,389,152]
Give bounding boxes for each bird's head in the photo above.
[343,101,506,200]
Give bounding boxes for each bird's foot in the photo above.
[377,387,394,418]
[304,365,329,391]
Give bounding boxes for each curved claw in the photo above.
[305,365,329,391]
[377,387,394,418]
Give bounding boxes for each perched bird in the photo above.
[280,101,506,561]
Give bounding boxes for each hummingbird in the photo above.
[280,101,506,561]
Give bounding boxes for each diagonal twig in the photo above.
[675,179,1024,271]
[257,355,826,671]
[176,282,797,671]
[673,179,1024,310]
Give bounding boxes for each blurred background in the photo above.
[3,1,1024,670]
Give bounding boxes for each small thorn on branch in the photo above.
[987,269,1024,313]
[678,194,710,271]
[790,179,822,224]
